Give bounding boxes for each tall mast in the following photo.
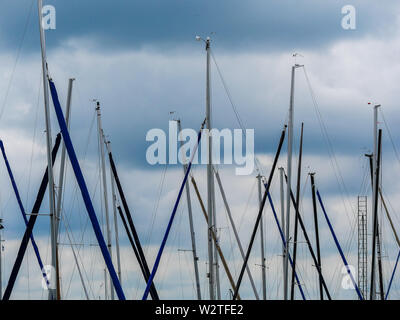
[106,140,122,284]
[54,78,74,298]
[177,119,202,300]
[279,167,286,299]
[197,35,216,300]
[206,37,220,300]
[290,123,304,300]
[371,104,383,300]
[257,174,267,299]
[96,102,114,300]
[370,129,383,300]
[37,0,58,300]
[310,172,323,300]
[284,64,301,300]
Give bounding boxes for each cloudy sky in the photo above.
[0,0,400,300]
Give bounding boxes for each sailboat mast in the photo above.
[310,172,323,300]
[54,78,74,300]
[205,36,216,300]
[290,123,304,300]
[370,127,384,300]
[106,140,122,284]
[279,167,286,299]
[177,119,202,300]
[284,64,296,300]
[257,174,267,299]
[371,104,384,300]
[55,78,74,237]
[37,0,58,300]
[96,102,114,300]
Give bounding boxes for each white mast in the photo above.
[371,104,380,300]
[279,167,286,299]
[257,174,267,299]
[106,140,122,284]
[205,36,215,300]
[197,35,216,300]
[54,78,74,299]
[284,64,301,300]
[96,102,114,300]
[37,0,58,300]
[55,78,74,238]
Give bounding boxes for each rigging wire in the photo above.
[144,163,168,257]
[22,67,42,300]
[380,109,400,167]
[0,0,35,122]
[132,164,168,298]
[25,71,42,208]
[210,49,266,177]
[60,108,100,298]
[60,209,91,299]
[302,67,359,298]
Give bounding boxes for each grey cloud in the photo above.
[0,0,398,53]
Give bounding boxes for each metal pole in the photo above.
[55,78,74,237]
[371,104,379,299]
[290,123,304,300]
[310,173,323,300]
[257,174,267,300]
[96,102,113,300]
[177,120,202,300]
[205,36,215,300]
[37,0,57,300]
[279,167,286,299]
[284,65,297,300]
[366,152,386,301]
[106,141,122,284]
[370,105,380,299]
[376,221,385,300]
[370,129,383,300]
[214,169,259,299]
[54,78,74,299]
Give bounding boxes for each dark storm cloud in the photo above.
[0,0,397,53]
